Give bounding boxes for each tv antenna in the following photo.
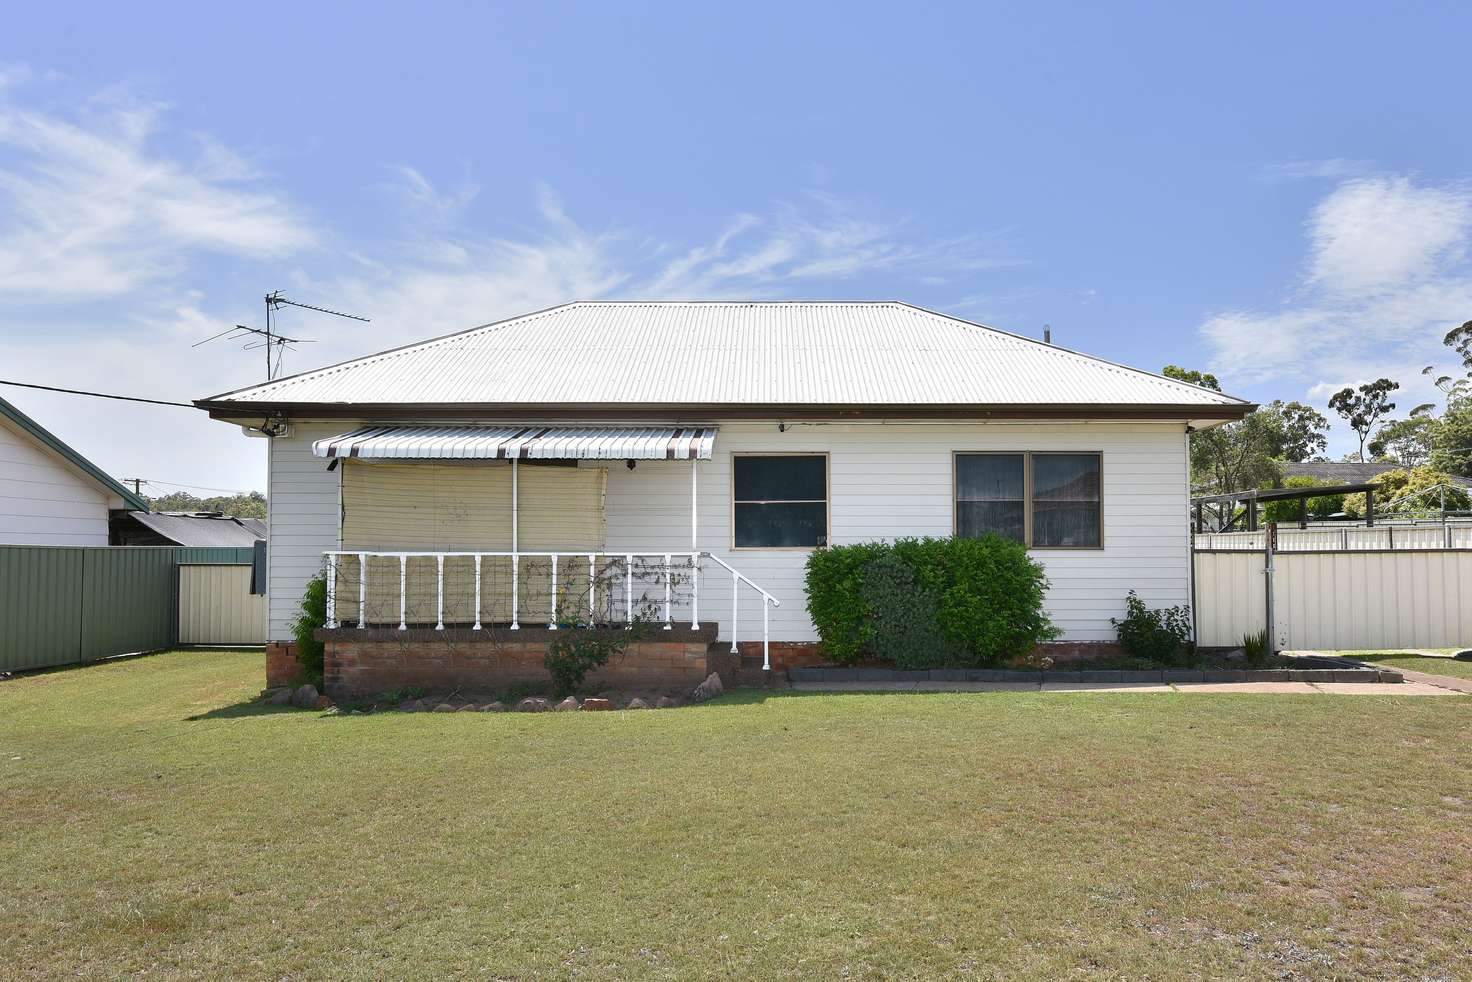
[194,291,370,380]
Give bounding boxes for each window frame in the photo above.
[729,451,831,551]
[951,450,1104,550]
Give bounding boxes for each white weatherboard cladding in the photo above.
[264,419,1190,643]
[0,416,113,545]
[212,302,1246,410]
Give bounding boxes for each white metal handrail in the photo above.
[321,549,782,670]
[702,552,782,671]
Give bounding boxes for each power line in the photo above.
[0,379,194,408]
[136,478,263,496]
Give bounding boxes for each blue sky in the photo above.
[3,2,1470,494]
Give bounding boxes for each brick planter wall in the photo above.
[316,626,718,700]
[266,642,305,687]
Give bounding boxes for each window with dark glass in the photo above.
[955,452,1102,548]
[733,455,827,548]
[1031,453,1101,547]
[955,454,1025,542]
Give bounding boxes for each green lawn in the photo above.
[2,650,1469,979]
[1343,651,1472,681]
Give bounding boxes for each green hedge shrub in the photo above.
[805,536,1057,668]
[858,552,963,669]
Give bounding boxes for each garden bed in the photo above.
[788,655,1403,685]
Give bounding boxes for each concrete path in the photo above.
[791,680,1459,696]
[1286,650,1472,695]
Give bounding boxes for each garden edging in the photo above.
[788,660,1404,685]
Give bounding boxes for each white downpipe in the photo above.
[357,553,366,629]
[510,457,520,630]
[398,555,407,630]
[625,553,633,627]
[549,554,559,629]
[690,459,698,551]
[588,554,596,626]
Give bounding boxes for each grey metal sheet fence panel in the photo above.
[0,546,85,671]
[78,548,178,661]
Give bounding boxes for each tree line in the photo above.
[1170,319,1472,494]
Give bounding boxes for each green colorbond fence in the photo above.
[0,545,255,673]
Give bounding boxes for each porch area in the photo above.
[308,423,782,696]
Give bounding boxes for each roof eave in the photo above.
[198,399,1255,423]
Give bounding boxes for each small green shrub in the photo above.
[1242,627,1272,667]
[545,631,626,699]
[806,536,1057,667]
[291,574,328,685]
[859,552,962,669]
[1111,590,1193,666]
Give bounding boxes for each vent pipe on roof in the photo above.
[1043,324,1052,344]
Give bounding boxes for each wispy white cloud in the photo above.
[1199,174,1472,449]
[1305,177,1471,297]
[1260,158,1373,182]
[0,98,316,300]
[318,183,1010,351]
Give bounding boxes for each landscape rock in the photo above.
[290,684,319,709]
[625,698,651,710]
[396,699,418,712]
[516,697,550,712]
[315,694,335,710]
[433,703,457,713]
[480,702,506,712]
[554,696,580,711]
[266,688,293,706]
[456,704,476,711]
[691,672,724,702]
[581,698,613,711]
[656,695,678,709]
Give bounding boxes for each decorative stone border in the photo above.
[788,660,1404,685]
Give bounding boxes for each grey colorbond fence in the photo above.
[0,545,257,673]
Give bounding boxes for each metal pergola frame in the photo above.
[1191,483,1378,533]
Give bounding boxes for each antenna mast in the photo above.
[195,292,370,381]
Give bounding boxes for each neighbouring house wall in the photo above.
[0,415,114,545]
[263,419,1190,644]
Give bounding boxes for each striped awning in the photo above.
[312,425,717,461]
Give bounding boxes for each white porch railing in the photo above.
[322,549,783,669]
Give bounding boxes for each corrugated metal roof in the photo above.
[125,512,267,547]
[314,425,717,460]
[201,301,1248,409]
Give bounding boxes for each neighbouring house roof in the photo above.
[196,301,1253,422]
[0,394,148,511]
[1283,460,1472,488]
[314,425,718,460]
[116,511,266,547]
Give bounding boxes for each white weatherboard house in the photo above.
[197,301,1252,695]
[1,394,148,545]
